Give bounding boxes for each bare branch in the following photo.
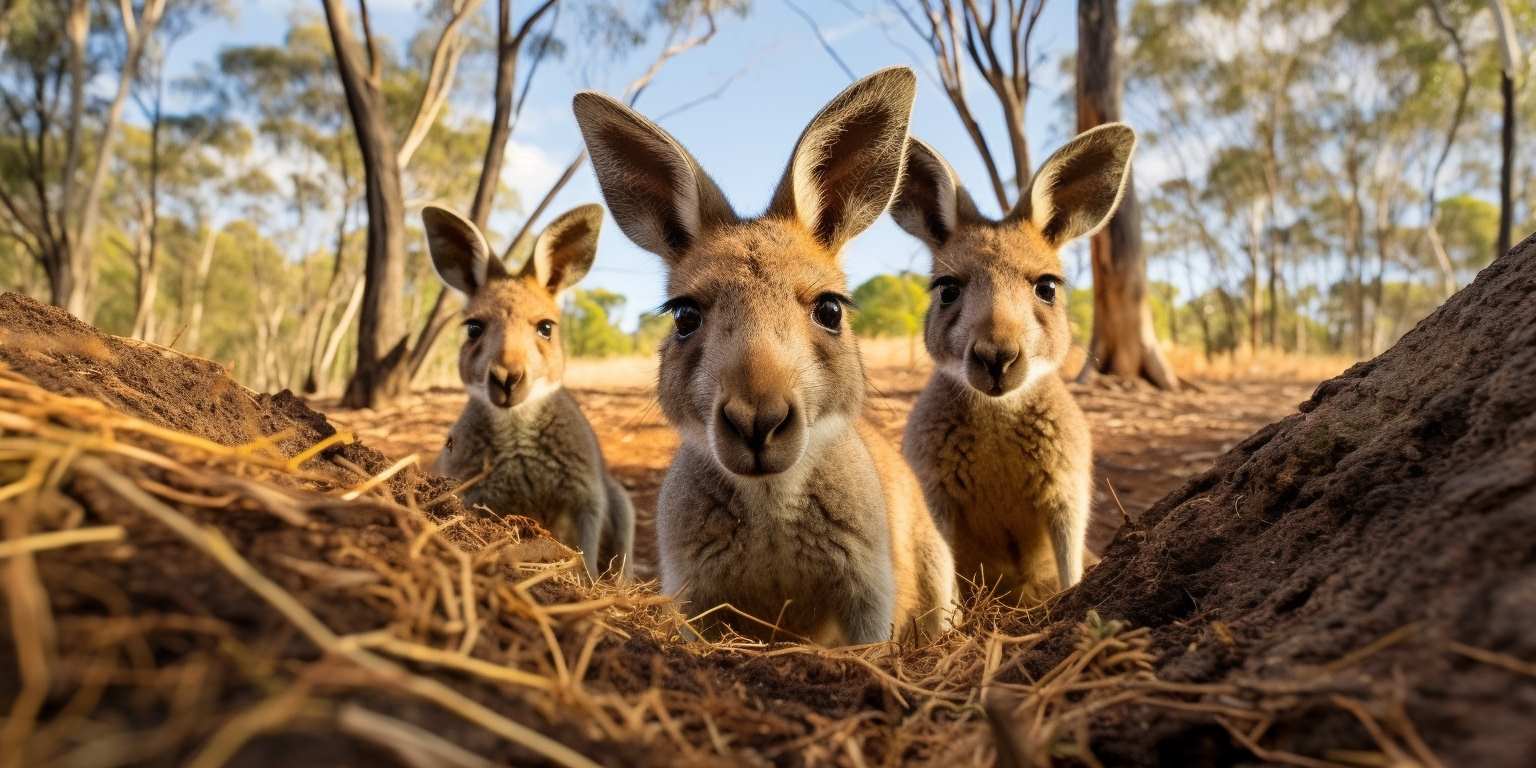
[397,0,489,169]
[784,0,856,81]
[358,0,382,84]
[1422,0,1472,295]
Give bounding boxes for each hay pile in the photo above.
[2,231,1535,768]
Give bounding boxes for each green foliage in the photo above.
[850,272,928,338]
[563,289,633,358]
[1127,0,1535,358]
[1067,286,1092,348]
[1437,194,1499,269]
[632,311,673,356]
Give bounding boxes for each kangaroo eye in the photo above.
[536,320,555,339]
[812,294,843,332]
[932,277,961,306]
[464,320,485,341]
[1034,278,1059,305]
[670,301,702,339]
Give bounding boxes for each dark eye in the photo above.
[933,277,961,306]
[671,301,702,339]
[464,320,484,341]
[1034,278,1059,305]
[812,294,843,332]
[536,320,555,339]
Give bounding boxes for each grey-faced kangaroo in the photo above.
[424,204,635,581]
[893,125,1137,604]
[572,67,957,645]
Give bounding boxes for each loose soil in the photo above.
[2,235,1533,768]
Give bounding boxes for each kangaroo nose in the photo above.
[719,398,792,453]
[971,340,1021,382]
[487,364,523,406]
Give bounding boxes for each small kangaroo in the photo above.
[572,67,957,645]
[892,125,1137,604]
[423,204,635,580]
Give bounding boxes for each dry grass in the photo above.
[1161,345,1354,383]
[368,334,1353,399]
[0,360,1456,767]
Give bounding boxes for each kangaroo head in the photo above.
[892,124,1135,397]
[573,68,916,477]
[422,204,602,409]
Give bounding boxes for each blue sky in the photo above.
[168,1,1097,329]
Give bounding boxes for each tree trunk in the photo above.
[184,223,218,352]
[320,275,367,391]
[1496,71,1515,260]
[1075,0,1178,389]
[1488,0,1520,261]
[1246,202,1263,354]
[1265,245,1278,347]
[305,198,353,394]
[323,0,410,407]
[53,0,89,315]
[69,0,167,320]
[132,87,165,342]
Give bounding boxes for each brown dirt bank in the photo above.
[1023,236,1536,766]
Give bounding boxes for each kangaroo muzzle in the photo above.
[708,345,810,477]
[964,330,1026,396]
[711,390,807,476]
[486,363,526,408]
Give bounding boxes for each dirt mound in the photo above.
[0,294,925,767]
[1025,237,1536,765]
[3,224,1535,768]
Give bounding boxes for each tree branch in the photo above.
[397,0,488,169]
[784,0,856,81]
[358,0,382,85]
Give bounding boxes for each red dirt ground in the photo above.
[323,365,1319,582]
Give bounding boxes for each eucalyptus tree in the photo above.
[322,0,746,406]
[0,0,168,318]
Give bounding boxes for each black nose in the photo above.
[971,341,1021,383]
[720,398,792,453]
[487,366,522,399]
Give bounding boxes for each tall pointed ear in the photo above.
[571,91,735,263]
[767,67,917,252]
[1013,123,1137,247]
[890,137,979,249]
[524,203,603,294]
[423,206,505,295]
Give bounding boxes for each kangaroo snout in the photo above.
[967,335,1025,396]
[485,363,525,408]
[712,394,806,476]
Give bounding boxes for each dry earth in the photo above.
[323,356,1323,582]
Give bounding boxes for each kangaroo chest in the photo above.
[664,446,890,631]
[929,404,1067,515]
[443,400,601,523]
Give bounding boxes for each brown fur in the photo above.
[893,126,1136,602]
[423,204,635,580]
[573,68,957,644]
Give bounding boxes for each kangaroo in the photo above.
[571,67,957,645]
[892,125,1137,604]
[423,203,635,581]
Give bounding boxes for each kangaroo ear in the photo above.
[423,206,504,295]
[525,203,603,295]
[768,67,917,252]
[572,91,736,263]
[1013,123,1136,247]
[890,137,981,249]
